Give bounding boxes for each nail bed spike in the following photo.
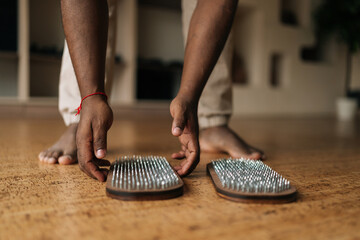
[106,155,184,201]
[207,158,297,203]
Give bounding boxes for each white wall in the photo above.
[111,0,137,104]
[231,0,346,115]
[112,0,353,116]
[30,59,60,97]
[0,58,18,97]
[29,0,63,97]
[111,3,184,104]
[137,6,184,62]
[2,0,356,116]
[234,6,265,87]
[350,52,360,91]
[30,0,64,50]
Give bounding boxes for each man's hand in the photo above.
[168,0,238,176]
[170,96,200,177]
[76,95,113,182]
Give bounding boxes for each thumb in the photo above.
[171,110,187,137]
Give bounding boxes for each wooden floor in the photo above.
[0,114,359,240]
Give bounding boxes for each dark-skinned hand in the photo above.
[76,95,113,181]
[170,96,200,176]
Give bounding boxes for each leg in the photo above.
[61,0,113,182]
[39,0,117,165]
[104,0,117,95]
[181,0,265,159]
[38,41,79,165]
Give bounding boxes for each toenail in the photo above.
[59,155,75,165]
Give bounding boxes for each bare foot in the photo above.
[38,123,78,165]
[199,125,265,160]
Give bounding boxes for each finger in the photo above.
[182,145,186,152]
[176,151,199,177]
[173,165,182,171]
[171,110,186,137]
[77,122,106,182]
[93,158,111,166]
[176,135,200,176]
[101,169,109,178]
[79,160,107,182]
[172,151,186,160]
[92,123,107,159]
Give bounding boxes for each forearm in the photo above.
[60,0,108,98]
[179,0,238,102]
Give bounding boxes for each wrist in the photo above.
[174,93,199,110]
[176,90,199,106]
[75,92,108,116]
[82,94,108,106]
[80,87,105,99]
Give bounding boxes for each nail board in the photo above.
[207,158,297,203]
[106,155,184,201]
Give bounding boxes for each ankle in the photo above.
[201,125,228,132]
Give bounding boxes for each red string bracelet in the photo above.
[75,92,108,116]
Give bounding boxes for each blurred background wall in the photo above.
[0,0,359,116]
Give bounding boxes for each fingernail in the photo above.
[96,149,106,158]
[172,127,182,136]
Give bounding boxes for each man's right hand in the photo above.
[76,95,113,182]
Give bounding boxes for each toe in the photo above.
[47,157,57,164]
[51,151,62,159]
[58,154,77,165]
[39,150,54,163]
[172,151,186,159]
[47,151,62,164]
[249,147,266,160]
[38,151,46,162]
[44,150,53,158]
[248,152,262,160]
[230,150,262,160]
[44,151,57,164]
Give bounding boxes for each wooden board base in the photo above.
[207,163,297,204]
[106,162,184,201]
